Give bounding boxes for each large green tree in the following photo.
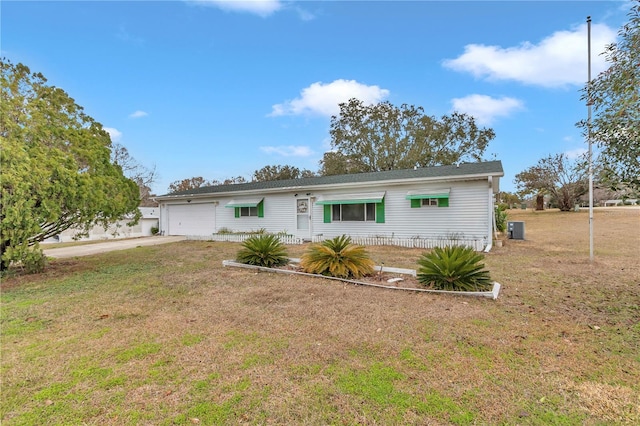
[252,164,316,182]
[579,1,640,191]
[0,60,140,270]
[514,154,588,212]
[321,99,494,175]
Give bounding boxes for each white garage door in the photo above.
[167,203,216,236]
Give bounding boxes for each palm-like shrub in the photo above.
[300,235,375,279]
[417,245,492,291]
[236,234,288,268]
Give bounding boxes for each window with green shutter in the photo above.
[317,192,385,223]
[227,198,264,218]
[323,202,384,223]
[376,199,385,223]
[406,189,450,208]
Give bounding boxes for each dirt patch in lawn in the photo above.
[275,262,422,289]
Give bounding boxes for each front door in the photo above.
[296,198,311,239]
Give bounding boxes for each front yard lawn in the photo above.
[2,209,639,424]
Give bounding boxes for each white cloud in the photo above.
[443,23,617,88]
[565,147,587,159]
[295,6,315,21]
[450,94,524,125]
[269,79,390,117]
[129,110,149,119]
[116,25,144,46]
[104,127,122,142]
[188,0,282,17]
[260,145,314,157]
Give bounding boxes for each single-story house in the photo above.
[154,161,504,251]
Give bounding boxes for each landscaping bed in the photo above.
[223,258,501,299]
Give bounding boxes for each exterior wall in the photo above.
[159,193,301,237]
[141,218,158,236]
[52,207,160,242]
[214,193,299,235]
[158,179,493,246]
[56,217,158,242]
[311,180,489,241]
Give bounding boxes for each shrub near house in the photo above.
[300,235,375,279]
[417,245,493,292]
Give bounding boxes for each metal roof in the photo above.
[156,160,503,200]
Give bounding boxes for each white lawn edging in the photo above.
[222,260,501,300]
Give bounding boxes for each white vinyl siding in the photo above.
[313,181,488,241]
[216,193,295,234]
[159,180,492,245]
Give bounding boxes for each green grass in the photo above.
[115,341,162,362]
[1,210,639,425]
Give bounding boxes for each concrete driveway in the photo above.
[43,236,187,259]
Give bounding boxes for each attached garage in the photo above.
[167,203,216,236]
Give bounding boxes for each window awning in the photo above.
[316,192,385,205]
[225,198,263,208]
[405,189,450,200]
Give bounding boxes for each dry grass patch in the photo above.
[1,208,639,425]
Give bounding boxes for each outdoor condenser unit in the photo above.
[507,221,525,240]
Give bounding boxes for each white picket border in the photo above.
[187,234,486,251]
[312,235,486,251]
[186,234,304,245]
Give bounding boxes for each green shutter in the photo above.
[257,200,264,217]
[438,198,449,207]
[234,207,240,218]
[411,199,421,208]
[376,200,385,223]
[323,205,331,223]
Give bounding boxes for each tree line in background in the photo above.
[1,4,637,271]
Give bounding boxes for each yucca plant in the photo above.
[300,235,375,279]
[417,245,492,291]
[236,234,288,268]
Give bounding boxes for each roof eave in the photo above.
[154,170,503,202]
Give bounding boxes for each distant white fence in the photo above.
[186,233,486,251]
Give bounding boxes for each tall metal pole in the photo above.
[587,16,594,262]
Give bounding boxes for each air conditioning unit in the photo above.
[507,221,525,240]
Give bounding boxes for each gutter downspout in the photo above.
[484,176,493,253]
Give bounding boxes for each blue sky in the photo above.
[2,1,632,194]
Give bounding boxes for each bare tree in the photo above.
[111,143,158,206]
[515,154,588,211]
[167,175,248,193]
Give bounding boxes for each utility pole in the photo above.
[587,16,594,262]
